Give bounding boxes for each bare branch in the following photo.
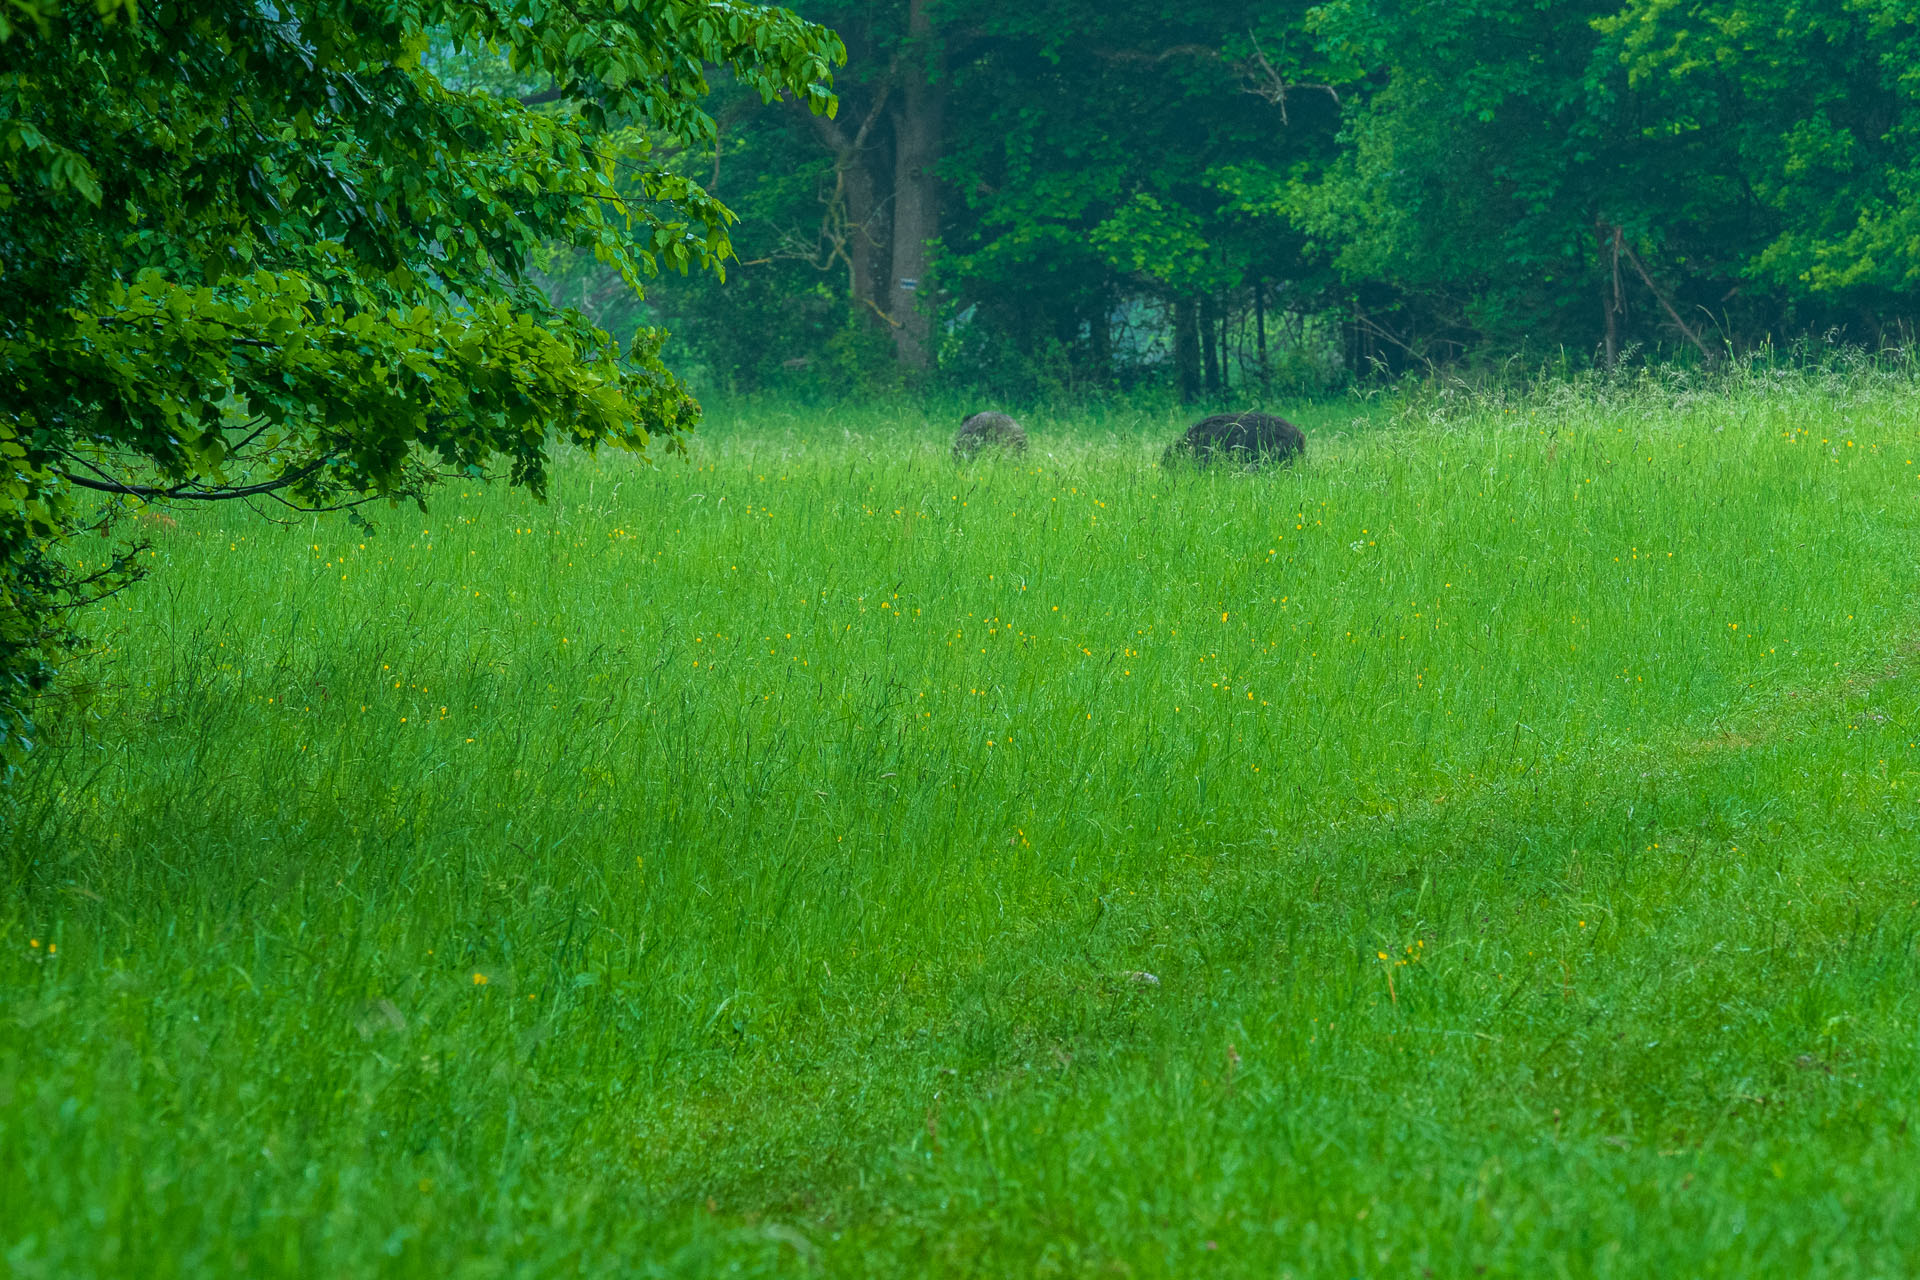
[1241,34,1339,125]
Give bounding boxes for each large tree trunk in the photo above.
[888,0,945,372]
[1173,298,1202,403]
[840,153,887,327]
[806,93,892,332]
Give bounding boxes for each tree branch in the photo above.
[58,457,333,501]
[1614,228,1718,364]
[1089,44,1222,64]
[802,77,892,159]
[1242,34,1340,125]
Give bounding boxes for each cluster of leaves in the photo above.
[0,0,840,770]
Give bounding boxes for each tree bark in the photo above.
[1200,294,1222,396]
[888,0,946,371]
[1595,218,1620,369]
[1088,295,1113,384]
[840,153,887,327]
[805,92,892,332]
[1254,279,1269,390]
[1174,298,1202,403]
[1220,298,1232,394]
[1345,309,1375,376]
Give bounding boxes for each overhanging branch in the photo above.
[58,457,333,501]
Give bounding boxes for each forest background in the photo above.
[561,0,1920,404]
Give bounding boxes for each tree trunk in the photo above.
[1174,298,1202,403]
[1088,295,1113,385]
[806,95,892,332]
[1200,294,1222,396]
[1255,279,1269,390]
[1220,298,1232,394]
[1595,217,1620,369]
[889,0,945,372]
[1345,309,1376,377]
[843,156,887,326]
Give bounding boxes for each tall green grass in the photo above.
[5,367,1920,1276]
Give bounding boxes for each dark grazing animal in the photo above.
[1162,411,1306,470]
[952,410,1029,461]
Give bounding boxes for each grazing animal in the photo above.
[952,411,1029,461]
[1162,411,1306,470]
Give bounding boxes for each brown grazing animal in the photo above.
[952,411,1029,461]
[1162,411,1306,470]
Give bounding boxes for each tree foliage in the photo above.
[0,0,839,769]
[1298,0,1920,360]
[620,0,1920,392]
[624,0,1344,399]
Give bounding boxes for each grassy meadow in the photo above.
[6,368,1920,1276]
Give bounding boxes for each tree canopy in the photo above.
[608,0,1920,396]
[0,0,840,769]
